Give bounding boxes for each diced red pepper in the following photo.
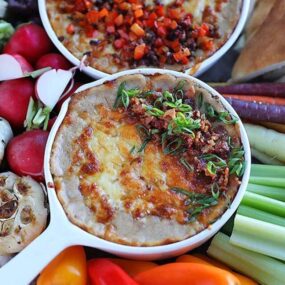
[157,25,167,37]
[134,43,146,60]
[66,23,75,35]
[85,25,94,37]
[154,38,163,47]
[163,17,172,27]
[114,14,124,26]
[87,259,139,285]
[156,5,164,17]
[86,10,99,24]
[131,23,145,37]
[118,29,129,40]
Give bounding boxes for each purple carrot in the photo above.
[225,98,285,124]
[212,83,285,97]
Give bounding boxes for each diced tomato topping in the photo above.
[66,23,75,35]
[173,48,190,64]
[118,29,129,40]
[131,23,145,37]
[170,20,178,29]
[201,39,214,51]
[119,2,131,10]
[134,43,146,60]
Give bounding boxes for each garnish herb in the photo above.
[173,80,186,99]
[229,146,245,177]
[196,93,204,109]
[171,187,219,221]
[163,136,184,155]
[200,154,227,175]
[129,145,136,154]
[113,81,140,109]
[135,124,153,153]
[144,105,165,117]
[180,157,194,172]
[205,103,238,124]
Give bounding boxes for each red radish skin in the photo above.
[12,54,33,73]
[47,116,57,131]
[36,53,72,70]
[4,23,53,63]
[56,82,82,111]
[0,78,34,128]
[7,130,49,182]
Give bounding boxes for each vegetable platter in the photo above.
[0,1,285,285]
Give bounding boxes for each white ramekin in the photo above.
[0,69,251,285]
[38,0,251,79]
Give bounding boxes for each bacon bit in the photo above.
[131,23,145,37]
[134,43,146,60]
[114,14,124,26]
[163,109,176,120]
[66,23,75,35]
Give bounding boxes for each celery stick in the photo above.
[247,183,285,202]
[207,232,285,285]
[251,164,285,177]
[230,215,285,261]
[249,176,285,187]
[238,205,285,227]
[242,192,285,217]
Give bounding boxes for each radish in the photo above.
[6,130,49,182]
[0,54,33,81]
[36,53,72,70]
[0,117,13,165]
[0,78,34,129]
[35,69,73,110]
[56,82,82,111]
[4,23,53,63]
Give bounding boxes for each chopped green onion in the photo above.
[180,157,194,172]
[163,137,184,155]
[144,105,165,117]
[113,82,140,108]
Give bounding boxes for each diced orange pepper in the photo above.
[134,9,144,18]
[98,8,109,19]
[134,43,146,60]
[131,23,145,37]
[170,20,178,29]
[114,14,124,26]
[168,8,181,20]
[119,2,131,10]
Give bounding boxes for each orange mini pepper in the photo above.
[37,246,87,285]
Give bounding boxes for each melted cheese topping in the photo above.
[69,105,192,225]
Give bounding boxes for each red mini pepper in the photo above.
[87,258,139,285]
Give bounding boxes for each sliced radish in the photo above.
[0,54,23,81]
[35,69,73,110]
